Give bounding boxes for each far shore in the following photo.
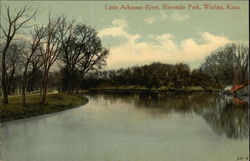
[87,86,220,94]
[0,93,88,122]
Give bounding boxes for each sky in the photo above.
[2,0,249,69]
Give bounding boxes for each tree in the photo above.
[40,16,62,104]
[59,22,109,93]
[26,69,43,92]
[0,5,36,104]
[172,63,191,89]
[4,43,23,95]
[20,25,45,105]
[201,42,249,89]
[191,68,217,91]
[135,63,171,88]
[232,43,249,84]
[57,18,77,93]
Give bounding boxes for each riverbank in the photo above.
[0,93,88,122]
[88,86,219,94]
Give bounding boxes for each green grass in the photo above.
[0,93,88,122]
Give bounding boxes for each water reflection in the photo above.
[88,92,249,139]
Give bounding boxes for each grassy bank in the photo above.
[89,86,219,94]
[0,93,88,122]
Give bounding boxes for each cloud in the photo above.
[99,19,140,43]
[99,19,231,69]
[112,19,127,28]
[144,11,190,24]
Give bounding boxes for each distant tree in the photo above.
[141,63,168,88]
[0,5,36,104]
[26,69,43,92]
[172,63,191,89]
[47,71,61,91]
[191,68,217,91]
[131,66,146,86]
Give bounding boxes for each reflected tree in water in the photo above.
[201,97,248,139]
[89,92,249,139]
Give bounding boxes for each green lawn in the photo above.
[0,93,88,122]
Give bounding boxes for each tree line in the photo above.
[0,5,109,105]
[81,42,249,90]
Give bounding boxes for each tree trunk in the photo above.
[21,75,27,105]
[2,69,8,104]
[22,80,26,105]
[1,47,8,104]
[7,68,15,95]
[41,69,48,104]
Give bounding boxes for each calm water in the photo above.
[1,93,249,161]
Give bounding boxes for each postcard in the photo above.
[0,0,249,161]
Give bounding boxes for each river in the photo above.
[1,92,249,161]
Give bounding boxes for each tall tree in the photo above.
[232,43,249,84]
[59,23,109,93]
[201,42,249,89]
[21,25,45,105]
[0,5,36,104]
[5,43,23,95]
[40,16,62,104]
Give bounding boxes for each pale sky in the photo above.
[2,1,249,69]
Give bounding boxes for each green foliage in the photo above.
[171,63,191,89]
